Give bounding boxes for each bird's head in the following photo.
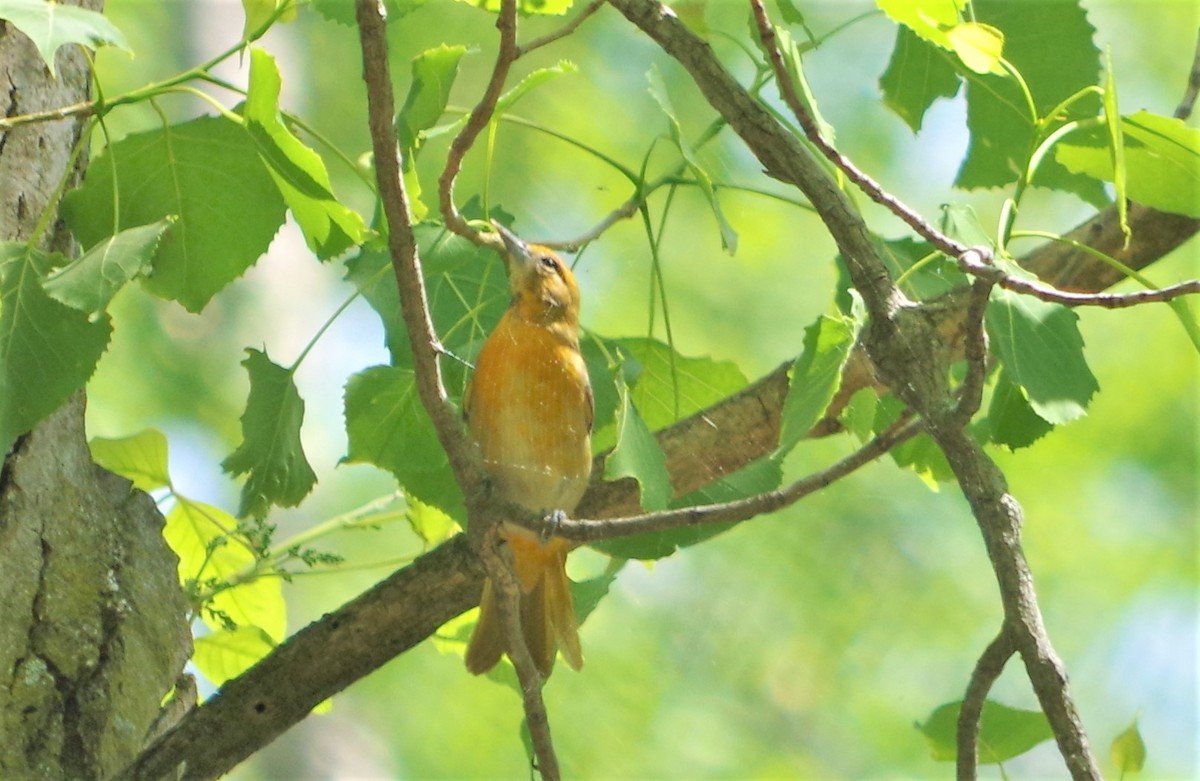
[492,222,581,327]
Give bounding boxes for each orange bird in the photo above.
[463,223,592,678]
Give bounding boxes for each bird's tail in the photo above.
[465,532,582,678]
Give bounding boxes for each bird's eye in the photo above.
[539,255,558,271]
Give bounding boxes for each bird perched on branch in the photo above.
[463,222,592,678]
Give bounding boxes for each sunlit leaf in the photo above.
[242,0,297,38]
[0,243,111,455]
[399,45,469,153]
[1056,111,1200,218]
[987,287,1098,425]
[458,0,573,15]
[1110,719,1147,777]
[613,337,747,434]
[0,0,128,76]
[311,0,424,25]
[946,22,1004,75]
[407,496,460,546]
[164,498,287,641]
[90,428,171,492]
[42,218,173,314]
[193,626,277,688]
[221,349,318,519]
[496,61,578,116]
[62,115,286,312]
[918,699,1053,763]
[245,48,365,259]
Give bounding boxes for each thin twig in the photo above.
[437,0,520,247]
[748,0,969,261]
[956,627,1016,781]
[479,529,561,781]
[545,417,921,542]
[1175,28,1200,120]
[355,0,483,493]
[958,251,1200,308]
[518,0,607,56]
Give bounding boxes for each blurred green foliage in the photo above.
[70,0,1199,777]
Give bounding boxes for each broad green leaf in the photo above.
[603,379,671,512]
[777,312,860,456]
[891,431,953,489]
[164,498,287,641]
[836,237,966,310]
[987,288,1098,425]
[0,0,128,77]
[0,243,112,455]
[458,0,573,15]
[647,67,738,254]
[1056,111,1200,218]
[1110,719,1146,776]
[398,45,468,154]
[62,115,286,312]
[246,48,365,259]
[343,365,464,519]
[957,0,1104,203]
[612,337,747,433]
[594,457,782,560]
[984,369,1053,449]
[193,626,277,688]
[42,218,173,314]
[945,22,1004,75]
[221,349,318,519]
[1102,50,1129,241]
[839,386,878,444]
[90,428,171,492]
[571,559,625,625]
[939,204,995,251]
[880,25,961,133]
[918,699,1053,763]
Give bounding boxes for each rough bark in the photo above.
[0,9,191,780]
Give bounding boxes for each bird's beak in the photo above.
[492,221,531,270]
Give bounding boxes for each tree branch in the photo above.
[956,627,1016,781]
[518,0,606,56]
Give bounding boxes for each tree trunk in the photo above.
[0,7,191,779]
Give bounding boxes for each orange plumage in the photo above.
[463,223,592,678]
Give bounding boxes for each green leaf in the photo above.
[0,243,112,455]
[0,0,128,77]
[946,22,1004,75]
[406,496,459,546]
[891,431,954,489]
[193,626,277,688]
[61,115,286,312]
[164,498,287,641]
[42,218,173,315]
[1101,50,1129,240]
[399,45,468,154]
[603,378,671,512]
[571,559,625,625]
[880,25,961,133]
[90,428,172,492]
[987,287,1099,425]
[457,0,573,15]
[647,66,738,254]
[242,0,297,37]
[984,369,1053,449]
[245,48,365,259]
[343,365,464,519]
[956,0,1104,202]
[777,312,860,456]
[221,349,318,519]
[593,457,782,560]
[345,222,508,387]
[839,386,879,444]
[611,337,747,434]
[496,60,577,116]
[1056,111,1200,218]
[1110,719,1146,776]
[876,0,964,46]
[918,699,1053,763]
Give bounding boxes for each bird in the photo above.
[463,222,593,678]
